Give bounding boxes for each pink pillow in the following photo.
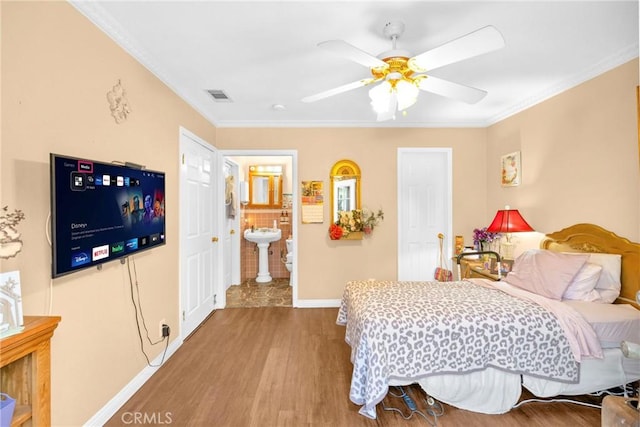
[505,250,589,300]
[562,262,602,301]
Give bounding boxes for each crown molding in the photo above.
[486,44,639,126]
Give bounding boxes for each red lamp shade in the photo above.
[486,209,534,233]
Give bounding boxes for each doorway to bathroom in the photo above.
[221,150,298,308]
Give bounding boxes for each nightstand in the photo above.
[456,253,501,281]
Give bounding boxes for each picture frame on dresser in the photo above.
[490,258,513,275]
[0,270,24,338]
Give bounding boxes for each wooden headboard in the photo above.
[540,223,640,308]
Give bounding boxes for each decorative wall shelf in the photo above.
[341,231,364,240]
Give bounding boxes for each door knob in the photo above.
[211,237,219,242]
[230,229,235,235]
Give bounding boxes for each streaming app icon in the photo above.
[111,241,125,255]
[124,177,130,187]
[125,238,138,251]
[95,175,103,186]
[71,251,90,267]
[103,175,111,186]
[117,176,124,186]
[150,233,160,244]
[139,236,149,247]
[70,172,86,191]
[92,244,109,261]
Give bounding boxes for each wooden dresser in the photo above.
[0,316,61,426]
[602,395,639,427]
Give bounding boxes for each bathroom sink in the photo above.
[244,228,282,283]
[244,228,282,244]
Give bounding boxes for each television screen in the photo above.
[50,153,166,278]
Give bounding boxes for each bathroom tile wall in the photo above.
[241,208,293,281]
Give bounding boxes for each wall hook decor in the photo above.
[0,206,25,259]
[106,79,131,123]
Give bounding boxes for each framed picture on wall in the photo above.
[501,151,521,187]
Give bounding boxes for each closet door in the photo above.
[397,148,452,281]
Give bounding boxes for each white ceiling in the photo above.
[71,1,639,128]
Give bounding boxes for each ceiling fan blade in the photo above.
[302,78,379,103]
[318,40,389,69]
[416,75,488,104]
[409,26,505,73]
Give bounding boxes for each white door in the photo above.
[223,160,241,289]
[397,148,452,280]
[180,128,219,338]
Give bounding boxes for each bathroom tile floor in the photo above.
[225,278,292,308]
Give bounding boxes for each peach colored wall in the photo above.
[215,128,488,299]
[486,59,640,243]
[3,1,638,425]
[1,2,215,425]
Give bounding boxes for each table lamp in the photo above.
[486,205,534,259]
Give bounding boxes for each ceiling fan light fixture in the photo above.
[369,78,418,119]
[395,79,419,111]
[303,22,505,120]
[369,81,392,113]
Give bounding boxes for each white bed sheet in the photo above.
[405,347,640,414]
[562,300,640,348]
[523,347,640,397]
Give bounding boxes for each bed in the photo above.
[336,223,640,419]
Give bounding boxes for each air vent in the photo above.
[206,89,232,102]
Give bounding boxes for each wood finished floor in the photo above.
[105,308,603,426]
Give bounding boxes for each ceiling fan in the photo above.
[302,22,505,121]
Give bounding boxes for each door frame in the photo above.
[220,149,299,307]
[223,159,241,288]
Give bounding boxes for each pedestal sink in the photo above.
[244,228,282,283]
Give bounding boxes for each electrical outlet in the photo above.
[159,319,165,338]
[162,324,170,338]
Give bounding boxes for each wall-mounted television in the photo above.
[50,153,166,278]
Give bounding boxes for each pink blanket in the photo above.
[471,278,603,362]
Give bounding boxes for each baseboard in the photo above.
[83,336,183,426]
[294,299,341,308]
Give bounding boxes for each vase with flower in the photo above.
[472,227,501,260]
[328,207,384,240]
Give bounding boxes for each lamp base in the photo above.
[500,241,515,260]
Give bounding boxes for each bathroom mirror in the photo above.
[330,159,361,223]
[248,165,283,209]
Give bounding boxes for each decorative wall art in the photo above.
[0,206,25,259]
[301,181,324,224]
[106,79,131,124]
[282,193,293,209]
[501,151,521,187]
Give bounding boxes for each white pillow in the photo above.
[562,262,602,301]
[563,253,622,303]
